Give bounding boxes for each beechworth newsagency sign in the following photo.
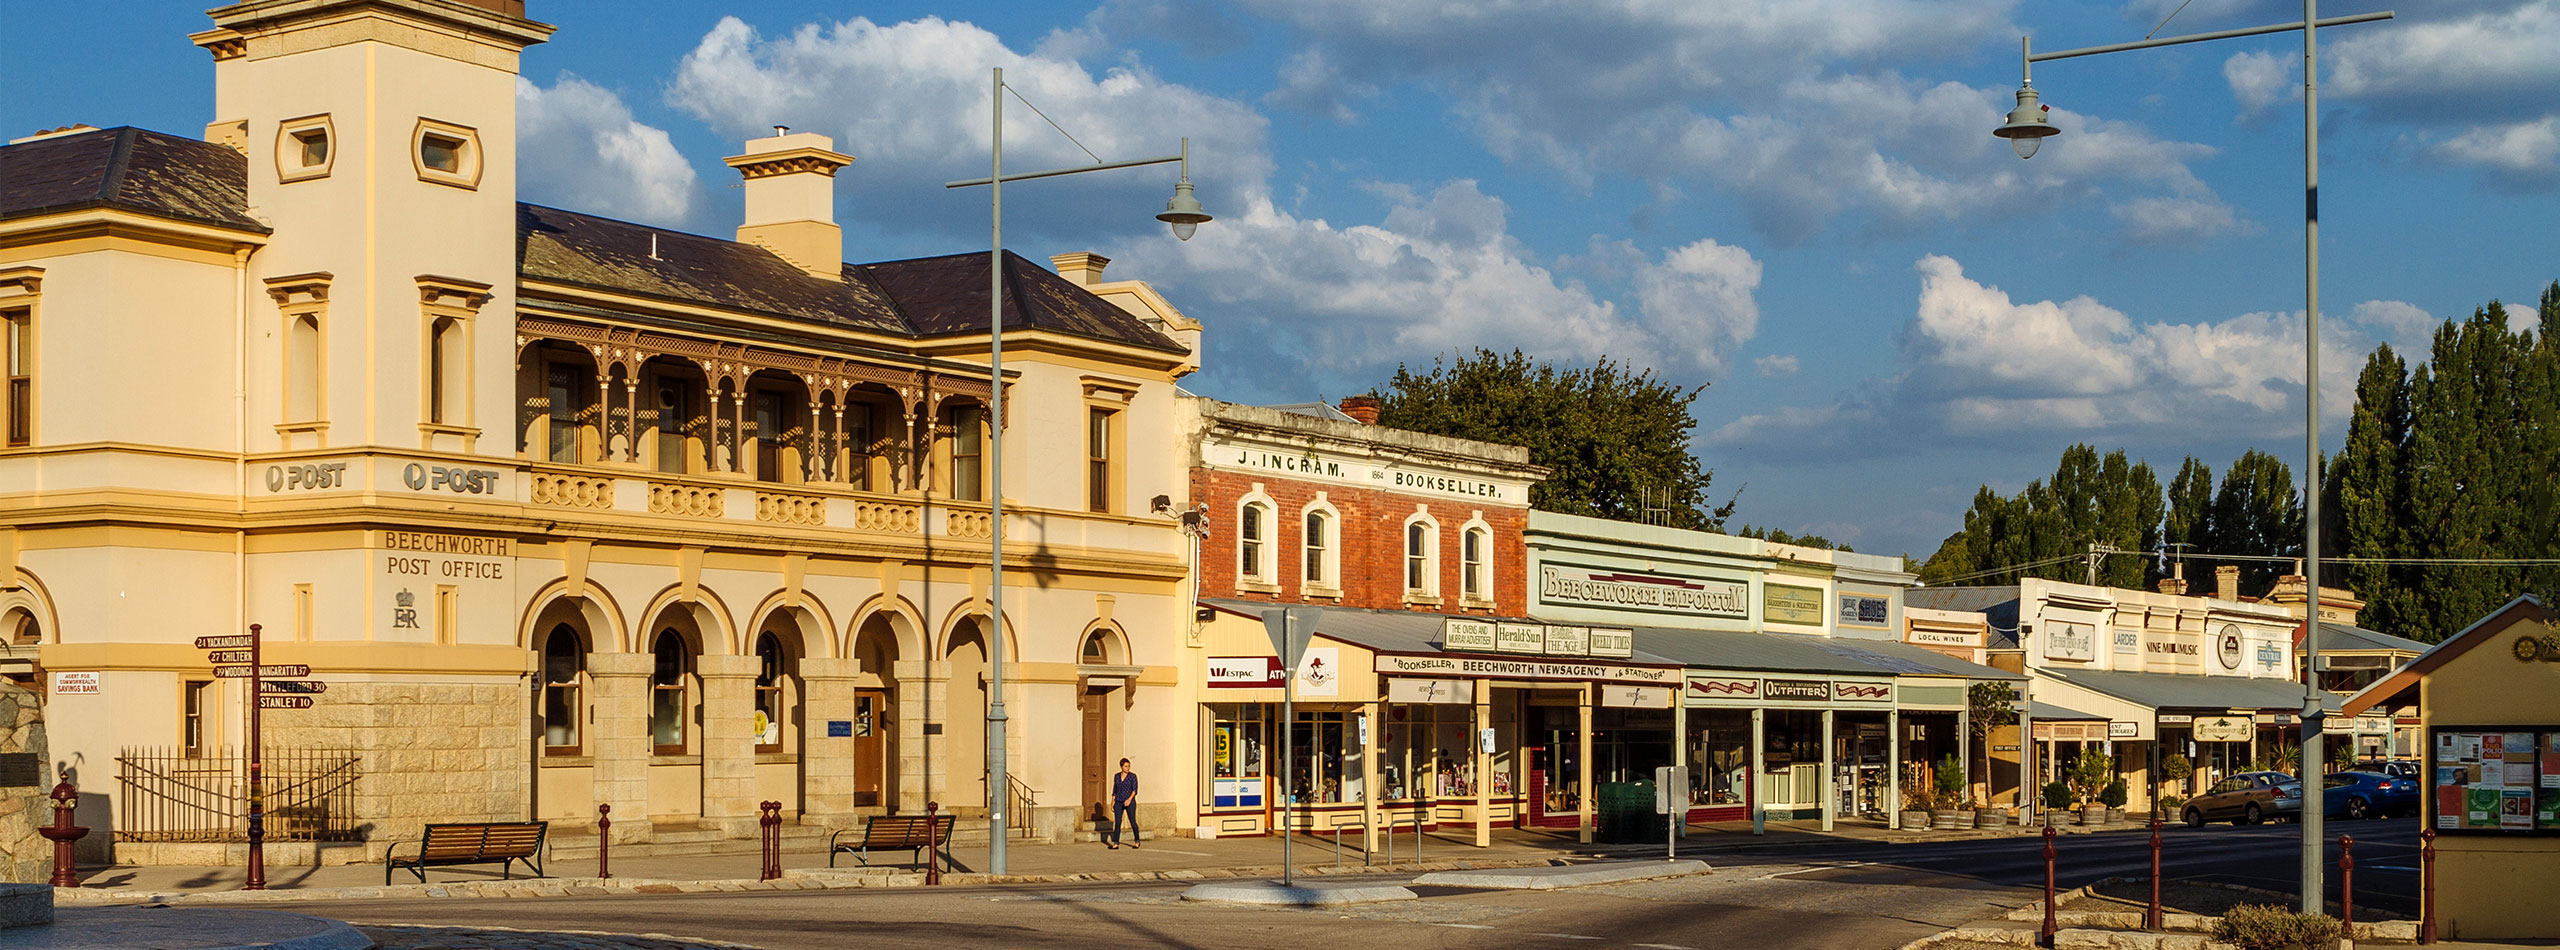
[1202,436,1523,503]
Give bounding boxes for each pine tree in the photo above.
[2207,449,2302,596]
[2333,344,2412,633]
[2162,457,2216,587]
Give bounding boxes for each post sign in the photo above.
[261,680,328,694]
[195,635,255,650]
[1588,627,1634,659]
[255,696,314,710]
[1206,656,1286,688]
[1495,623,1545,653]
[1654,766,1690,814]
[1543,625,1590,656]
[205,650,254,664]
[216,664,310,679]
[51,672,100,696]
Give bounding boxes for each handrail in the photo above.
[1007,774,1037,838]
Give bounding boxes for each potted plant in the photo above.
[1975,800,2010,830]
[2102,777,2129,824]
[2070,749,2113,826]
[1900,777,1936,831]
[1931,756,1974,829]
[2042,780,2073,828]
[2162,752,2195,797]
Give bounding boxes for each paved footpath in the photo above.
[361,924,768,950]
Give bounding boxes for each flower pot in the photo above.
[1900,809,1933,831]
[1975,809,2009,830]
[2044,810,2071,828]
[1931,808,1973,830]
[2080,805,2109,826]
[2108,807,2127,824]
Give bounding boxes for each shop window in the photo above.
[543,625,584,754]
[3,307,28,446]
[1289,711,1356,804]
[1382,702,1516,801]
[1686,709,1752,806]
[650,629,691,754]
[182,680,212,757]
[1208,704,1268,809]
[754,632,789,753]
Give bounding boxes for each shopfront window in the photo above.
[753,632,788,753]
[1688,709,1751,806]
[650,630,691,754]
[1208,704,1268,809]
[542,625,584,753]
[1382,700,1515,801]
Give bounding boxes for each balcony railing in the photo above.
[531,471,615,509]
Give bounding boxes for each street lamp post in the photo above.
[945,66,1210,875]
[1991,4,2392,914]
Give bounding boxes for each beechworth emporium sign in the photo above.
[1200,435,1526,504]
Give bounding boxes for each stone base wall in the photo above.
[264,679,526,861]
[0,684,49,884]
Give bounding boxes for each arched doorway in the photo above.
[523,595,609,823]
[943,617,989,810]
[641,605,711,820]
[749,607,818,815]
[851,613,903,809]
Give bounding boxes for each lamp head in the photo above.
[1157,179,1211,241]
[1992,83,2059,159]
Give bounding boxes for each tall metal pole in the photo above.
[245,622,265,890]
[1282,612,1296,886]
[2298,0,2327,913]
[986,65,1011,875]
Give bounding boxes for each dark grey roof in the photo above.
[1199,600,1681,666]
[1905,586,2020,649]
[2049,668,2342,713]
[0,127,267,232]
[1633,627,2023,681]
[2030,701,2107,722]
[2318,623,2426,655]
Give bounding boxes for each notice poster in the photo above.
[2540,789,2560,830]
[2437,732,2463,763]
[2503,789,2536,831]
[2468,787,2504,829]
[2545,735,2560,789]
[2439,784,2466,829]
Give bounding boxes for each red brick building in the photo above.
[1182,396,1544,615]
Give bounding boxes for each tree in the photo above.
[1968,682,2016,809]
[2332,344,2413,633]
[1733,525,1852,552]
[1371,348,1734,529]
[2162,456,2215,586]
[1914,445,2158,586]
[2206,449,2302,596]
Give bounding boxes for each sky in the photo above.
[8,1,2557,560]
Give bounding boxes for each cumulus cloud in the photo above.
[1264,48,1377,123]
[1755,354,1801,377]
[2429,118,2560,191]
[2111,196,2258,244]
[516,74,699,226]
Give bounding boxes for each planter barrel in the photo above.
[1900,810,1933,831]
[1975,809,2008,830]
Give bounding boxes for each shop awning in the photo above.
[1199,599,1689,667]
[2028,701,2108,722]
[1629,625,2025,682]
[2047,668,2343,714]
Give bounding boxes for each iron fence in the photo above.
[114,747,364,842]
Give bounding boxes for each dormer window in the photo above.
[276,114,334,182]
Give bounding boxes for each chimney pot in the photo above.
[2156,577,2188,596]
[1338,395,1381,425]
[2214,564,2240,601]
[1050,252,1111,287]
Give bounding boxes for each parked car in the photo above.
[2323,770,2420,819]
[2358,759,2423,782]
[2183,771,2304,826]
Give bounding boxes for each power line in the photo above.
[1919,551,2086,586]
[2163,551,2560,566]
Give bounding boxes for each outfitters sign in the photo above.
[1538,563,1748,619]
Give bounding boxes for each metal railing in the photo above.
[1006,774,1038,838]
[114,747,363,842]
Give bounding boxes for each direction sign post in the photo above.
[214,665,309,679]
[245,624,266,891]
[261,681,327,695]
[194,635,254,650]
[255,696,313,709]
[205,650,254,664]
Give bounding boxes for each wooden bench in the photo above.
[386,821,548,884]
[827,814,956,868]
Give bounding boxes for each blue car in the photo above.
[2322,770,2420,820]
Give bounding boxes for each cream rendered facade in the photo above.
[3,0,1202,863]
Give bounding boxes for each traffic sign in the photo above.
[195,635,255,650]
[215,664,310,679]
[261,680,327,694]
[255,696,313,709]
[206,650,254,664]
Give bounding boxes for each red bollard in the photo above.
[760,801,783,881]
[2147,811,2164,931]
[38,778,89,887]
[2041,825,2059,948]
[597,804,612,880]
[2339,835,2355,932]
[924,801,942,886]
[2419,828,2436,945]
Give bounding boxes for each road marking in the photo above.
[1140,849,1215,856]
[1758,862,1877,879]
[1438,924,1492,930]
[1634,944,1697,949]
[1532,934,1602,941]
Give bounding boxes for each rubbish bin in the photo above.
[1596,781,1668,844]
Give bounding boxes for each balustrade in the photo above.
[648,481,725,518]
[531,471,616,509]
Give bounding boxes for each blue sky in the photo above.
[9,1,2557,559]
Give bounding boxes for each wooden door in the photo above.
[1081,689,1109,823]
[854,689,886,807]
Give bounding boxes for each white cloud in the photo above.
[516,74,699,226]
[1264,48,1377,123]
[2110,196,2257,243]
[2430,118,2560,190]
[1755,354,1801,377]
[2347,299,2439,348]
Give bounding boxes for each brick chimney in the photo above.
[724,130,853,281]
[2214,564,2240,601]
[1338,395,1380,424]
[1051,252,1110,286]
[2156,576,2187,595]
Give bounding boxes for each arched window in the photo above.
[1082,631,1110,665]
[542,624,584,754]
[1237,499,1274,585]
[754,632,790,753]
[1463,526,1491,602]
[650,629,690,754]
[1303,509,1332,587]
[1403,511,1440,598]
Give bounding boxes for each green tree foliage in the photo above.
[1915,445,2160,586]
[2207,449,2303,595]
[2330,344,2414,633]
[1732,525,1852,552]
[1370,348,1734,529]
[2163,456,2216,582]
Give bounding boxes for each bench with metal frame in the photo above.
[827,814,955,868]
[386,820,549,884]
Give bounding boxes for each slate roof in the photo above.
[0,126,268,232]
[0,127,1184,351]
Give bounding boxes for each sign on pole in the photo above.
[215,664,310,679]
[261,680,328,694]
[1260,607,1324,668]
[1655,765,1689,860]
[255,696,313,710]
[195,635,255,650]
[205,650,254,664]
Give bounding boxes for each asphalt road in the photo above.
[294,821,2419,950]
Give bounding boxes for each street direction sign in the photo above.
[261,680,327,694]
[206,650,254,664]
[215,664,310,679]
[255,696,313,709]
[195,635,255,650]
